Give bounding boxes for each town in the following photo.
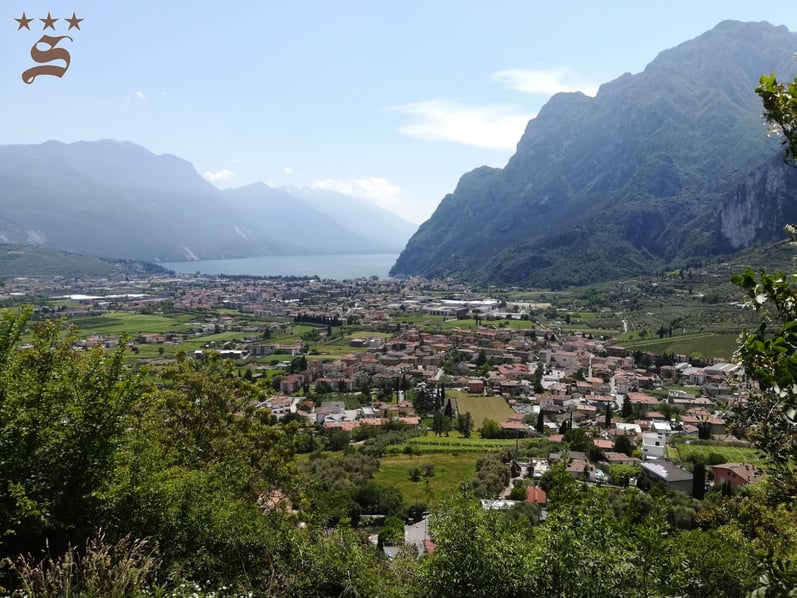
[1,270,761,515]
[2,265,787,596]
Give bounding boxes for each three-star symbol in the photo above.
[14,12,83,31]
[15,12,33,30]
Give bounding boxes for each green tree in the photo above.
[0,310,140,556]
[621,395,633,418]
[432,408,449,437]
[418,497,534,597]
[378,514,405,547]
[614,434,635,457]
[102,354,298,586]
[480,418,502,439]
[457,411,474,438]
[757,71,797,164]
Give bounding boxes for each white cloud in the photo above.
[135,90,146,100]
[283,167,293,175]
[492,68,599,97]
[310,176,409,216]
[203,169,235,184]
[392,99,534,151]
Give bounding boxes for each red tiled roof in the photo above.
[525,486,547,504]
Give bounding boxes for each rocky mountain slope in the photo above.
[391,21,797,286]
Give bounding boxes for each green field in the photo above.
[372,452,486,503]
[455,395,515,430]
[405,431,520,453]
[70,312,195,336]
[620,332,740,361]
[667,441,763,467]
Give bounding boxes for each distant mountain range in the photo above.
[0,140,416,262]
[391,20,797,286]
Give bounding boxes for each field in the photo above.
[667,441,763,467]
[620,332,741,361]
[371,452,486,503]
[455,395,515,430]
[404,431,520,453]
[70,312,195,336]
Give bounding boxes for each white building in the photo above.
[642,432,666,460]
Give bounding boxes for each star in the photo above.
[15,12,33,30]
[40,12,58,31]
[65,12,83,31]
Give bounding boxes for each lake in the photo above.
[161,253,400,280]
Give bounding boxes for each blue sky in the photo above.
[2,1,796,223]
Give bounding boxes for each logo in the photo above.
[15,11,84,84]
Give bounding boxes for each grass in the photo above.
[455,395,515,430]
[619,332,740,361]
[667,441,763,468]
[69,312,194,336]
[406,431,520,453]
[372,452,487,503]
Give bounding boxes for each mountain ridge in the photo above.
[0,140,415,261]
[391,20,797,286]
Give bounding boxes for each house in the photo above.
[603,452,641,466]
[712,463,764,490]
[315,401,346,424]
[525,486,547,505]
[468,379,484,394]
[640,460,693,494]
[280,373,304,394]
[266,395,293,419]
[641,432,666,460]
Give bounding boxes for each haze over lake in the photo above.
[161,254,399,279]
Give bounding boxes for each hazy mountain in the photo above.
[0,244,169,279]
[0,140,401,262]
[391,21,797,286]
[284,186,417,252]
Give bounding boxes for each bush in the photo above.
[6,535,159,598]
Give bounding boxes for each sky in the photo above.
[2,1,796,224]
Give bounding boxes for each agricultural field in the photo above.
[667,441,763,468]
[619,332,740,361]
[68,312,195,336]
[371,452,486,503]
[455,395,515,430]
[405,431,520,453]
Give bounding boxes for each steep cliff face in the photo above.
[391,21,797,286]
[716,160,797,250]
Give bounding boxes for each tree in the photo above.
[102,354,298,587]
[0,311,141,556]
[605,403,612,429]
[621,395,633,418]
[378,514,405,548]
[418,497,534,597]
[614,435,634,457]
[536,411,545,434]
[457,411,473,439]
[480,418,502,439]
[0,308,140,554]
[692,462,706,500]
[757,71,797,164]
[732,73,797,498]
[432,408,449,437]
[532,362,544,394]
